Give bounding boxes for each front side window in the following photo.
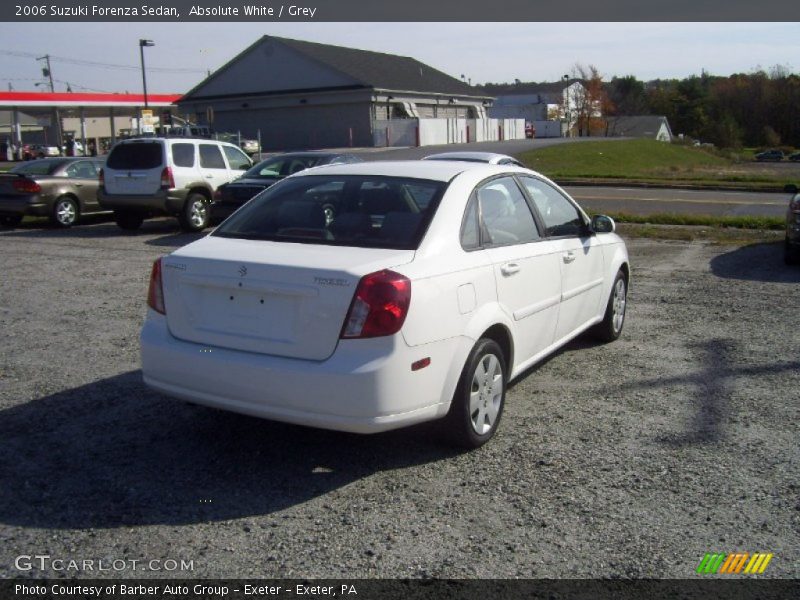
[520,176,585,237]
[213,175,446,250]
[476,177,540,246]
[199,144,226,169]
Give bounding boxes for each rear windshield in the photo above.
[213,175,447,250]
[106,142,163,170]
[11,160,64,175]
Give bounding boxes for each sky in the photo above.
[0,22,797,95]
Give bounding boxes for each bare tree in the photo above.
[568,64,612,137]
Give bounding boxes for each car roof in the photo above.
[263,151,348,158]
[422,151,516,164]
[289,159,521,182]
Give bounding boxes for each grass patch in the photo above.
[606,212,785,231]
[616,222,784,245]
[519,139,795,187]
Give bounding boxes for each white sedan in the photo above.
[141,161,629,448]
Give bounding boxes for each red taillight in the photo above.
[341,270,411,339]
[147,258,166,315]
[12,178,41,194]
[160,166,175,189]
[98,168,104,188]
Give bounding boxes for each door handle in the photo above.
[205,175,214,179]
[563,252,576,264]
[501,263,520,276]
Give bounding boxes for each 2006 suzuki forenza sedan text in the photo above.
[141,161,629,448]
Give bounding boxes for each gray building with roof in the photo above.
[604,116,673,142]
[177,36,494,150]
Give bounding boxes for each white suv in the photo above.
[99,137,252,231]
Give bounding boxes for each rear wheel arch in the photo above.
[186,186,212,201]
[479,323,514,376]
[619,261,630,284]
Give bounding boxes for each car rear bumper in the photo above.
[0,195,49,217]
[140,312,470,434]
[98,188,189,215]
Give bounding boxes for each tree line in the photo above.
[484,67,800,149]
[608,68,800,149]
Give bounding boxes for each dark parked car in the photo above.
[210,151,362,223]
[788,152,800,162]
[0,157,107,228]
[784,184,800,265]
[755,149,784,162]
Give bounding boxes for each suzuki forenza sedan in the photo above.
[141,161,629,448]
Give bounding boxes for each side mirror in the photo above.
[784,184,798,194]
[591,214,616,234]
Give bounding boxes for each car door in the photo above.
[519,176,605,341]
[470,176,561,366]
[198,143,232,191]
[64,160,101,212]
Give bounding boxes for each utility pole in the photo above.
[36,54,63,149]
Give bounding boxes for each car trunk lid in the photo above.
[161,236,415,361]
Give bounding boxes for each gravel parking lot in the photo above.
[0,219,798,579]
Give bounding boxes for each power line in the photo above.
[0,49,207,74]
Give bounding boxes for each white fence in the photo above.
[373,118,526,147]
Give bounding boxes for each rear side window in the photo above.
[107,143,162,169]
[222,145,250,170]
[477,177,540,245]
[65,161,98,179]
[199,144,226,169]
[171,143,195,168]
[213,175,446,250]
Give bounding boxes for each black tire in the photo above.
[179,193,210,232]
[114,211,144,231]
[785,239,799,266]
[443,338,507,449]
[592,269,628,343]
[51,195,79,228]
[0,215,23,228]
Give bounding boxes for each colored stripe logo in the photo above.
[696,553,773,574]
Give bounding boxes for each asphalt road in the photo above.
[1,138,792,219]
[563,186,791,218]
[351,142,792,218]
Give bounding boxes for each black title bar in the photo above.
[3,579,800,600]
[3,0,800,22]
